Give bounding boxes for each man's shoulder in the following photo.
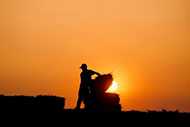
[88,69,95,73]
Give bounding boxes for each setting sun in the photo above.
[106,81,119,93]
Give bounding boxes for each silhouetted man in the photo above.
[75,64,100,109]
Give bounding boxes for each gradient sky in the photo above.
[0,0,190,111]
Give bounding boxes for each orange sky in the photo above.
[0,0,190,111]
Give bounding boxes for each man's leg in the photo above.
[75,95,82,109]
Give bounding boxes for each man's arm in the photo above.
[89,70,101,76]
[94,71,101,76]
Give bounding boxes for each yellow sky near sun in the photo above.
[0,0,190,111]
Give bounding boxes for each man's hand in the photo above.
[96,72,101,76]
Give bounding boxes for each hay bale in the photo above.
[84,74,121,112]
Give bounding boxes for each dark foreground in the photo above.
[2,109,190,125]
[0,95,189,125]
[61,109,190,122]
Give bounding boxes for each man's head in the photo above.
[80,64,88,71]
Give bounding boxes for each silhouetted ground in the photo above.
[0,95,189,125]
[2,109,189,126]
[59,109,190,125]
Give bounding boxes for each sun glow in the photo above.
[106,81,119,93]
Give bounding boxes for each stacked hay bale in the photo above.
[84,74,121,112]
[0,95,65,113]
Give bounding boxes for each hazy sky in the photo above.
[0,0,190,111]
